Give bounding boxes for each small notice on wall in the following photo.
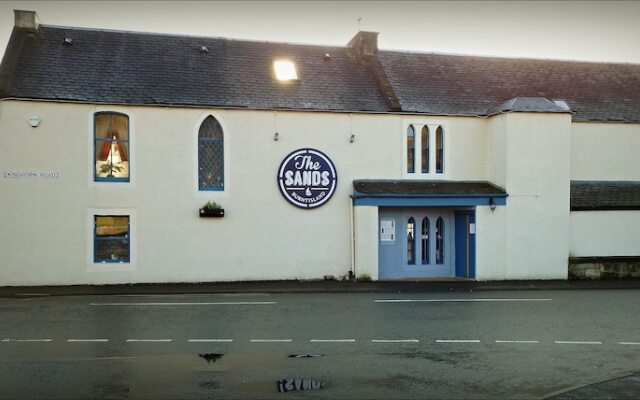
[3,171,60,179]
[380,219,396,241]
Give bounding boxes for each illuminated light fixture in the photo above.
[274,60,298,81]
[489,197,496,212]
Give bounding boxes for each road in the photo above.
[0,289,639,399]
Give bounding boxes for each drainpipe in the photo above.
[349,195,356,280]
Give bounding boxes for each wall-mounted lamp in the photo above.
[274,132,279,141]
[349,134,355,143]
[489,197,496,212]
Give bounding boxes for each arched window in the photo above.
[407,125,415,173]
[198,116,224,190]
[421,125,429,173]
[407,217,416,265]
[436,126,444,174]
[421,217,430,264]
[94,112,129,181]
[436,217,444,264]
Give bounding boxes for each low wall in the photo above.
[569,257,640,279]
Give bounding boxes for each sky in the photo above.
[1,1,640,64]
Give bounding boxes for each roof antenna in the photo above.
[357,17,362,31]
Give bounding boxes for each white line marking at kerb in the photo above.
[555,341,602,345]
[250,339,292,343]
[188,339,233,343]
[126,339,172,342]
[310,339,356,343]
[1,339,53,342]
[436,339,481,343]
[375,298,552,303]
[495,340,539,344]
[90,302,276,306]
[67,339,109,342]
[371,339,419,343]
[619,342,640,345]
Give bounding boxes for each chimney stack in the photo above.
[347,31,379,62]
[14,10,39,31]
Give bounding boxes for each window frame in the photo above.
[436,216,445,265]
[406,125,416,173]
[407,217,416,265]
[402,120,448,178]
[197,115,225,192]
[421,217,430,265]
[93,111,131,183]
[93,215,130,264]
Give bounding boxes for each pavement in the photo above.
[1,278,640,298]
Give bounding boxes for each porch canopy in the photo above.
[352,179,507,207]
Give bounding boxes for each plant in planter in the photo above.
[199,200,225,217]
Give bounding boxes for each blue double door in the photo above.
[378,207,475,279]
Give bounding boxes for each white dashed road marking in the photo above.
[376,298,552,303]
[90,302,276,306]
[250,339,292,343]
[555,341,602,345]
[436,339,481,343]
[126,339,172,342]
[619,342,640,345]
[188,339,233,343]
[67,339,109,342]
[310,339,356,343]
[1,339,52,342]
[495,340,539,344]
[371,339,419,343]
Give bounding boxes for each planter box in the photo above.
[199,208,224,218]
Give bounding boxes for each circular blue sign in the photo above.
[277,148,338,209]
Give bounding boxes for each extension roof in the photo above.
[2,22,640,122]
[571,181,640,211]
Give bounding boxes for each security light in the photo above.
[274,60,298,81]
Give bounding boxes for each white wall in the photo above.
[480,112,572,280]
[0,101,406,285]
[571,122,640,180]
[2,99,600,285]
[570,211,640,257]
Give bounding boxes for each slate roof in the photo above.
[353,180,507,197]
[379,51,640,122]
[2,24,640,122]
[571,181,640,211]
[0,26,389,112]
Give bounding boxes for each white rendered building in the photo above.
[1,11,639,286]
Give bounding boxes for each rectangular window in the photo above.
[94,215,130,263]
[94,113,130,181]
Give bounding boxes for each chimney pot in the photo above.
[14,10,39,31]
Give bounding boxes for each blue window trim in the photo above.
[407,125,415,174]
[94,112,130,183]
[421,125,429,173]
[436,126,444,174]
[198,118,224,191]
[407,217,416,265]
[94,215,131,263]
[352,191,508,207]
[436,216,444,264]
[421,217,430,265]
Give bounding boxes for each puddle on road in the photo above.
[199,353,224,364]
[288,353,324,358]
